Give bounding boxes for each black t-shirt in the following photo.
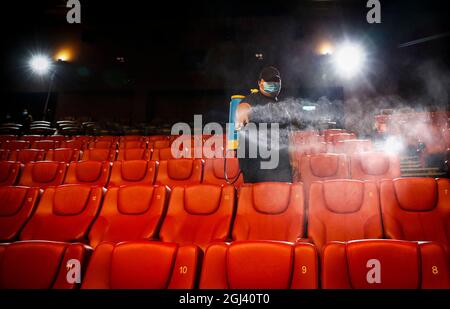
[237,91,292,183]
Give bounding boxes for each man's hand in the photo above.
[236,102,251,130]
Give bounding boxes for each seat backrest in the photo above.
[0,241,91,289]
[108,160,156,187]
[350,152,401,182]
[19,135,41,143]
[159,185,235,250]
[334,139,373,155]
[20,184,103,241]
[60,140,86,150]
[308,180,383,250]
[46,148,81,163]
[148,135,169,142]
[151,147,178,161]
[300,153,350,194]
[199,241,318,289]
[2,140,30,151]
[18,161,67,188]
[116,148,151,160]
[0,186,40,241]
[119,141,147,149]
[31,140,56,150]
[64,161,111,186]
[152,140,171,149]
[81,241,200,289]
[322,240,450,289]
[0,161,22,186]
[380,178,450,253]
[119,136,146,143]
[202,158,244,187]
[82,148,116,161]
[88,141,114,149]
[155,159,202,189]
[9,149,45,163]
[0,149,10,161]
[88,185,168,248]
[232,182,305,242]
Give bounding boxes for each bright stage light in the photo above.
[29,55,52,75]
[333,43,366,79]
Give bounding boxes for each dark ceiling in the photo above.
[1,0,450,99]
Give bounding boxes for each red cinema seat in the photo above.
[322,240,450,289]
[61,140,86,150]
[9,149,45,164]
[2,140,30,151]
[0,149,10,160]
[155,159,202,189]
[20,184,103,241]
[88,185,168,248]
[44,135,66,143]
[31,140,57,150]
[46,148,81,163]
[159,185,235,250]
[322,129,346,142]
[152,140,171,149]
[299,153,350,194]
[108,160,156,187]
[20,135,41,143]
[119,141,147,149]
[329,133,357,144]
[0,186,40,240]
[199,241,318,289]
[81,241,200,289]
[82,148,116,161]
[0,135,17,143]
[151,147,178,161]
[232,183,305,242]
[64,161,111,187]
[308,180,383,250]
[380,178,450,253]
[119,135,145,143]
[116,148,151,160]
[95,136,118,143]
[0,161,22,186]
[148,135,169,142]
[18,161,67,188]
[0,241,91,289]
[334,139,372,155]
[88,141,114,149]
[350,152,401,182]
[202,158,243,187]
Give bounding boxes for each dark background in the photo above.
[1,0,449,126]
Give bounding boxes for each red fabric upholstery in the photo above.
[108,160,156,187]
[155,159,202,189]
[0,161,22,186]
[322,240,450,289]
[308,180,383,250]
[46,148,81,163]
[232,182,305,242]
[64,161,111,187]
[199,241,318,289]
[81,241,200,289]
[0,241,91,289]
[159,185,235,250]
[18,161,67,188]
[202,158,243,187]
[0,186,40,240]
[20,184,103,241]
[350,152,401,182]
[88,185,168,248]
[9,149,45,163]
[82,149,116,161]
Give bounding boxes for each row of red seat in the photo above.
[293,152,401,191]
[1,239,448,289]
[1,179,449,252]
[0,146,229,163]
[0,158,244,188]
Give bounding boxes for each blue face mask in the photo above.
[263,82,281,94]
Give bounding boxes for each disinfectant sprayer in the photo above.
[224,95,245,184]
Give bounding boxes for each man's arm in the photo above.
[235,102,251,130]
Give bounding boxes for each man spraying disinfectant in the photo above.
[234,66,292,183]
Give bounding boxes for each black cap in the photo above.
[259,66,281,82]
